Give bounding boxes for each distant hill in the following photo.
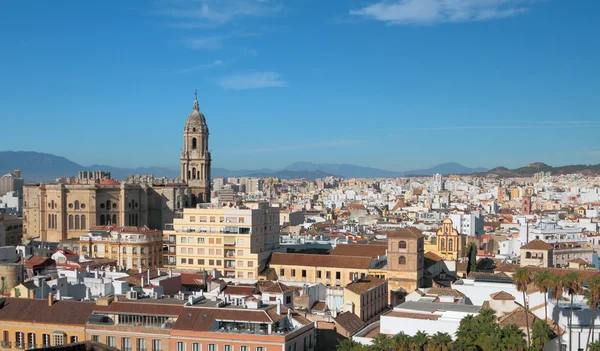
[480,162,600,177]
[246,170,337,179]
[400,162,489,176]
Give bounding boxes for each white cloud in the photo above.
[160,0,282,25]
[184,36,225,50]
[178,60,224,74]
[350,0,535,25]
[218,72,288,90]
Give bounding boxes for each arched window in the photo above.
[74,200,80,210]
[106,200,111,209]
[68,215,74,230]
[93,245,98,252]
[112,214,117,225]
[100,214,106,225]
[526,251,532,259]
[448,238,454,251]
[112,247,117,253]
[75,215,80,230]
[123,247,127,254]
[82,245,88,252]
[440,238,446,250]
[81,215,86,229]
[398,256,407,265]
[192,167,197,179]
[192,137,197,149]
[399,240,407,249]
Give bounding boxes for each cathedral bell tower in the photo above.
[181,91,211,205]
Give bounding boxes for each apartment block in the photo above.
[165,202,280,279]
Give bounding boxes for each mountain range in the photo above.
[3,151,598,182]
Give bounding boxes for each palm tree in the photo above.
[549,274,565,348]
[371,333,391,351]
[390,332,410,351]
[454,314,478,351]
[564,271,583,351]
[427,332,453,351]
[590,341,600,351]
[513,267,532,348]
[533,270,552,322]
[585,276,600,351]
[500,325,527,351]
[409,331,428,351]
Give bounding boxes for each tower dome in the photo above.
[185,99,207,132]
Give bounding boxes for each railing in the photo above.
[15,342,24,349]
[0,341,11,348]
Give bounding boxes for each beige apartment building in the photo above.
[166,202,280,279]
[79,225,163,270]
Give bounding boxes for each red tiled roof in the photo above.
[22,256,54,269]
[490,291,516,301]
[0,298,96,325]
[270,253,373,269]
[381,227,424,239]
[329,244,387,258]
[521,240,553,251]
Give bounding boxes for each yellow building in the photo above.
[79,225,163,270]
[433,218,467,261]
[344,275,388,323]
[165,202,280,279]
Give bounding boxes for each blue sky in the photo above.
[1,0,599,171]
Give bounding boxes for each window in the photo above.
[2,330,9,344]
[209,249,215,255]
[326,271,331,279]
[220,217,225,223]
[197,248,205,254]
[69,215,74,229]
[138,338,147,351]
[317,271,322,279]
[248,261,253,268]
[198,259,205,265]
[91,335,99,343]
[208,345,217,351]
[237,250,244,256]
[181,237,187,243]
[107,336,116,347]
[27,332,35,349]
[123,337,132,351]
[257,348,265,351]
[14,332,23,348]
[399,240,407,249]
[302,270,307,278]
[81,215,86,229]
[237,239,244,245]
[52,333,65,346]
[192,343,201,351]
[280,268,285,277]
[190,216,196,222]
[440,238,446,251]
[336,272,341,280]
[209,259,214,265]
[224,345,233,351]
[198,238,205,243]
[526,251,532,259]
[240,347,249,351]
[216,260,222,265]
[210,216,215,223]
[181,248,187,254]
[70,336,78,343]
[181,258,187,264]
[399,256,407,265]
[153,339,162,351]
[176,342,186,351]
[448,238,453,251]
[291,269,296,277]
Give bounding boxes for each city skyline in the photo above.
[1,0,599,171]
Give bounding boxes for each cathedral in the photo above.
[23,94,213,242]
[180,93,211,205]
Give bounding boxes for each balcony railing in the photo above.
[1,341,11,348]
[15,342,24,349]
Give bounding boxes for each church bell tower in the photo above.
[181,91,211,205]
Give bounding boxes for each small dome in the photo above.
[185,99,208,131]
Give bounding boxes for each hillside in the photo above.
[481,162,600,177]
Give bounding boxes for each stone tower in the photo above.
[180,93,211,205]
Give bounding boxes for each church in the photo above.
[23,95,213,242]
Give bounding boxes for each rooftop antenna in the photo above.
[194,89,198,101]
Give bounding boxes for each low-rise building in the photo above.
[520,240,553,268]
[344,275,388,323]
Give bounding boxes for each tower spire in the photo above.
[193,89,199,111]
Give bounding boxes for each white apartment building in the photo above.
[450,212,484,237]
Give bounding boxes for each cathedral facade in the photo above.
[23,95,212,242]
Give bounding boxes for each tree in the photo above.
[427,332,453,351]
[454,314,479,351]
[531,319,556,351]
[336,338,367,351]
[371,333,391,351]
[499,325,527,351]
[590,341,600,351]
[409,331,428,351]
[390,332,410,351]
[585,276,600,351]
[467,242,477,275]
[549,273,565,348]
[533,270,552,322]
[564,272,583,351]
[512,267,532,348]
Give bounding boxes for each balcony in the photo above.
[1,341,11,348]
[15,342,24,349]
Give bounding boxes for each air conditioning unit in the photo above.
[126,291,138,300]
[178,292,185,300]
[151,292,159,299]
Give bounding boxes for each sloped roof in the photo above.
[334,311,365,336]
[257,281,295,294]
[490,291,516,301]
[498,306,540,328]
[521,240,553,251]
[345,276,386,295]
[427,287,465,298]
[329,244,387,258]
[270,253,373,269]
[0,298,96,325]
[381,227,424,239]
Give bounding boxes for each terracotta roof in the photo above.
[334,311,365,336]
[0,298,96,325]
[118,269,167,287]
[257,281,295,294]
[97,179,120,185]
[180,273,205,286]
[568,258,588,265]
[490,291,516,301]
[385,311,440,320]
[521,240,553,251]
[329,244,387,258]
[427,287,465,298]
[523,266,600,282]
[294,295,310,309]
[424,251,443,262]
[22,256,54,269]
[482,301,491,309]
[381,227,424,239]
[222,285,258,296]
[270,253,373,269]
[494,263,520,273]
[498,306,540,328]
[345,276,386,295]
[311,301,327,311]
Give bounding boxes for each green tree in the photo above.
[336,338,367,351]
[371,333,392,351]
[590,341,600,351]
[427,332,453,351]
[409,331,428,351]
[454,314,479,351]
[390,332,410,351]
[531,319,556,351]
[499,325,527,351]
[467,242,477,275]
[549,274,564,348]
[564,271,583,351]
[585,276,600,351]
[512,267,532,348]
[533,270,552,323]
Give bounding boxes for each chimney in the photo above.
[47,292,54,306]
[276,299,282,315]
[94,268,99,279]
[139,266,143,274]
[168,269,173,278]
[56,289,61,301]
[85,287,92,300]
[147,268,151,283]
[140,275,145,288]
[29,290,35,299]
